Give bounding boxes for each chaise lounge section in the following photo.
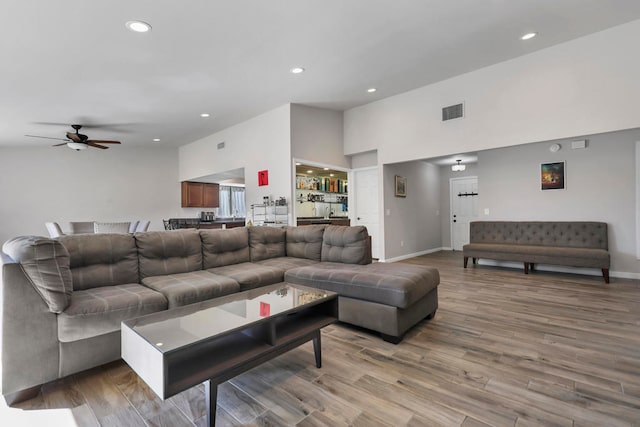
[2,225,439,403]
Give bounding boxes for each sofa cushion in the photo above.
[285,225,325,260]
[135,230,202,279]
[321,225,370,265]
[285,262,439,309]
[58,233,139,291]
[201,228,250,268]
[249,227,286,262]
[142,271,240,308]
[58,283,167,342]
[207,262,284,291]
[2,235,73,313]
[256,257,320,270]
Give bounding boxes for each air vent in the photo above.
[442,103,464,121]
[217,141,225,150]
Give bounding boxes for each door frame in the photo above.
[449,175,478,251]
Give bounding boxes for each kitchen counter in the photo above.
[198,218,246,229]
[165,218,246,230]
[296,217,350,226]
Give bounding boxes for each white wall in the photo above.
[344,20,640,164]
[0,147,180,244]
[291,104,349,169]
[179,105,292,221]
[477,129,640,277]
[383,161,441,260]
[350,150,378,169]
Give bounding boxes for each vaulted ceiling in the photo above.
[3,1,640,149]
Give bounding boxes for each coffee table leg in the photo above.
[204,379,218,427]
[313,331,321,368]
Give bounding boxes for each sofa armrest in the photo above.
[2,262,59,398]
[2,236,73,313]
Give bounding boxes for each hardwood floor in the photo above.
[3,251,640,426]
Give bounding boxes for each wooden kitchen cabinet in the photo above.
[181,182,219,208]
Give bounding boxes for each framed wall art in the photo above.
[540,161,565,190]
[395,175,407,197]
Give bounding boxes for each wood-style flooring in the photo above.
[3,251,640,426]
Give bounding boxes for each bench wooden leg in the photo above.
[473,258,477,265]
[529,263,535,272]
[602,268,610,283]
[464,256,468,268]
[524,262,529,274]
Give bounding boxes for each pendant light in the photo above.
[451,160,466,172]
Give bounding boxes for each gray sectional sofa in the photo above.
[1,225,439,404]
[463,221,610,282]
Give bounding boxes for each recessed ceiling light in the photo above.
[126,20,152,33]
[307,170,313,174]
[290,67,305,74]
[200,113,211,118]
[295,162,301,166]
[323,167,329,170]
[152,138,160,142]
[367,88,377,93]
[521,32,537,40]
[330,173,335,177]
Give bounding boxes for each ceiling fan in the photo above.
[25,124,122,150]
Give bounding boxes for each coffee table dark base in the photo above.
[203,330,322,426]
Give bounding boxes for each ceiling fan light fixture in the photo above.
[126,20,152,33]
[67,142,87,151]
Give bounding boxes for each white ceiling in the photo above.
[3,1,640,149]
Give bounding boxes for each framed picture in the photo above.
[540,161,565,190]
[395,175,407,197]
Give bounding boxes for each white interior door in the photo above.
[354,168,380,259]
[450,177,479,251]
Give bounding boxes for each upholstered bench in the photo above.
[285,262,439,343]
[463,221,610,282]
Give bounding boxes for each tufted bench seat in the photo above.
[463,221,610,282]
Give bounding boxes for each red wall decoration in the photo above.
[258,170,269,186]
[259,301,270,317]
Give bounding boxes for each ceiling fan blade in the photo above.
[33,121,138,132]
[32,121,74,126]
[86,140,121,144]
[52,142,68,147]
[25,134,69,142]
[66,132,82,143]
[87,142,109,149]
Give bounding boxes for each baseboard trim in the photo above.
[477,259,640,281]
[381,247,446,263]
